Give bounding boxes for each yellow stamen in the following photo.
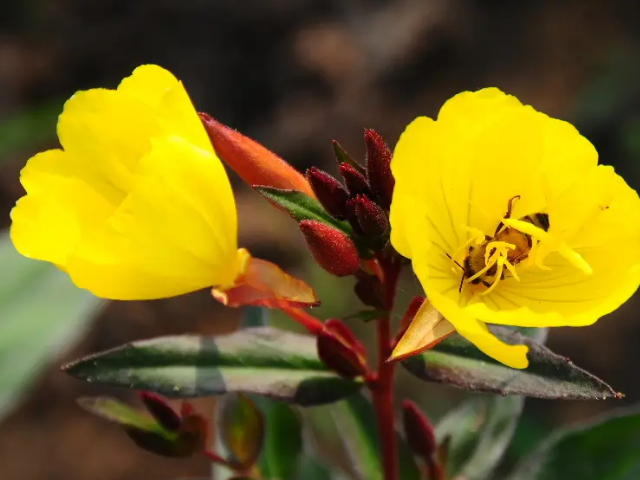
[466,241,515,284]
[503,218,593,275]
[481,257,506,295]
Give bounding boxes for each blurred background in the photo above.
[1,0,640,479]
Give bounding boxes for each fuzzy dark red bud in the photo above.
[349,194,390,237]
[340,163,371,197]
[365,129,394,210]
[354,272,387,310]
[402,400,437,458]
[299,220,360,276]
[317,329,367,378]
[306,167,350,219]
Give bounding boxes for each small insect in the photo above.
[449,196,550,292]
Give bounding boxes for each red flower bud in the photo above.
[349,194,390,237]
[317,329,367,378]
[299,220,360,276]
[354,272,386,310]
[340,163,370,197]
[325,318,367,359]
[140,392,181,431]
[402,400,437,460]
[365,129,394,210]
[306,167,350,219]
[199,113,315,198]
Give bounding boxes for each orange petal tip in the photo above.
[212,254,319,309]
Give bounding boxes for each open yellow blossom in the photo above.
[390,88,640,369]
[10,65,315,305]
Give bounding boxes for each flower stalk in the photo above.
[368,253,402,480]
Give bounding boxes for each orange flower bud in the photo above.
[199,113,314,197]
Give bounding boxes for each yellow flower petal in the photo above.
[10,65,242,300]
[10,150,114,265]
[65,135,240,299]
[391,88,640,368]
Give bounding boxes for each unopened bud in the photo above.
[317,329,367,378]
[306,167,349,219]
[299,220,360,276]
[340,163,370,197]
[199,113,314,198]
[354,272,386,310]
[349,194,389,237]
[402,400,437,459]
[140,392,181,431]
[125,408,208,458]
[325,318,367,360]
[365,129,394,210]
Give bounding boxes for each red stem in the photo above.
[278,304,325,335]
[370,256,401,480]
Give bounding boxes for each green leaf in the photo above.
[77,396,175,440]
[63,327,363,406]
[219,394,265,470]
[437,396,523,480]
[330,393,421,480]
[254,397,302,480]
[298,457,336,480]
[0,232,102,419]
[508,404,640,480]
[332,140,365,174]
[402,326,617,400]
[255,187,351,234]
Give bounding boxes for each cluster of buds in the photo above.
[303,131,397,312]
[305,130,394,263]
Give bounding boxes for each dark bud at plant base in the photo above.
[306,167,350,219]
[402,400,436,457]
[332,140,366,174]
[354,272,387,310]
[340,163,371,197]
[299,220,360,276]
[325,318,367,360]
[140,392,181,431]
[365,129,394,210]
[349,194,390,237]
[402,400,444,480]
[317,329,367,378]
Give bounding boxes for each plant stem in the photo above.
[278,304,325,335]
[370,255,401,480]
[372,314,398,480]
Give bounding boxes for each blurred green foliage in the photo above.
[0,231,102,419]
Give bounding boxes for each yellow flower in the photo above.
[390,88,640,369]
[10,65,283,302]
